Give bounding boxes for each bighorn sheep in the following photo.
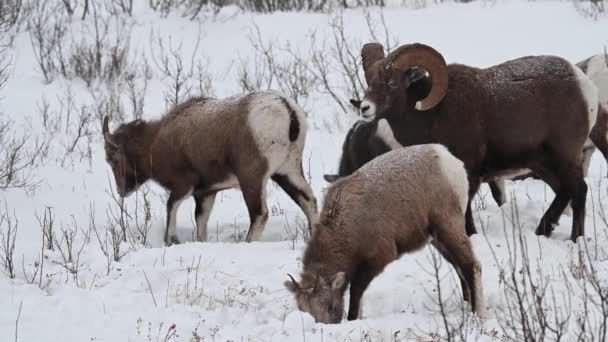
[102,91,318,245]
[488,52,608,206]
[327,53,608,210]
[354,42,603,241]
[285,144,484,323]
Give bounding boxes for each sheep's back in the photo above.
[322,144,468,254]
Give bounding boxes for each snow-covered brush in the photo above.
[102,91,319,246]
[351,42,607,242]
[286,144,485,323]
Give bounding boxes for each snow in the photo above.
[2,1,608,341]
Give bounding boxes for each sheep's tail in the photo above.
[276,96,305,143]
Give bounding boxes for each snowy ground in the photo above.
[2,1,608,341]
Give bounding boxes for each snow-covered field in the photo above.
[2,1,608,341]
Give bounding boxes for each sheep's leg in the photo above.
[465,178,480,236]
[193,190,217,242]
[165,190,190,246]
[535,191,569,237]
[570,178,588,240]
[271,171,318,236]
[431,240,470,303]
[432,218,484,316]
[554,162,588,241]
[488,179,507,207]
[347,263,380,321]
[535,162,586,240]
[241,176,269,243]
[563,147,594,216]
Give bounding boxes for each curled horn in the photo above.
[287,273,300,289]
[386,43,448,111]
[361,43,385,84]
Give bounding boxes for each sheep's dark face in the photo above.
[358,66,417,122]
[284,272,346,324]
[103,117,148,197]
[357,42,449,121]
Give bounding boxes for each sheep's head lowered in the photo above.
[284,272,346,324]
[102,116,150,197]
[357,43,449,121]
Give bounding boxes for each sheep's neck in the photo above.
[386,110,434,146]
[134,121,162,176]
[302,226,356,283]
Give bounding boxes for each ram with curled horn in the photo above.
[346,42,608,242]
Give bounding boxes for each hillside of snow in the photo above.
[1,1,608,341]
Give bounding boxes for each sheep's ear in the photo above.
[404,68,428,88]
[330,272,346,291]
[102,116,119,149]
[324,174,339,183]
[350,99,362,109]
[284,274,300,293]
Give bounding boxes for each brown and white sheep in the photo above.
[488,52,608,206]
[286,144,484,323]
[354,42,602,241]
[102,91,318,245]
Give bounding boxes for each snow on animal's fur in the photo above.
[287,144,484,324]
[102,91,318,245]
[353,42,601,242]
[488,53,608,208]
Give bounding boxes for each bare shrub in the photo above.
[574,0,607,19]
[52,217,90,286]
[124,62,152,120]
[414,243,484,341]
[240,0,330,13]
[148,0,227,19]
[129,185,154,247]
[89,82,126,126]
[237,23,316,106]
[92,201,129,275]
[150,28,214,107]
[113,0,134,16]
[0,118,47,191]
[68,3,133,86]
[238,9,393,121]
[486,195,571,342]
[39,87,96,168]
[29,0,134,85]
[60,0,77,16]
[0,203,17,279]
[0,0,23,31]
[28,0,68,83]
[36,206,55,251]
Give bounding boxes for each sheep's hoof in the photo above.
[165,235,180,246]
[534,223,554,237]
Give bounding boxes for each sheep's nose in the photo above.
[361,104,370,113]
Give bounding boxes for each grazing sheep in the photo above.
[487,52,608,207]
[102,91,318,245]
[353,42,603,241]
[286,144,484,323]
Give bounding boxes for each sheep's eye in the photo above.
[388,79,399,88]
